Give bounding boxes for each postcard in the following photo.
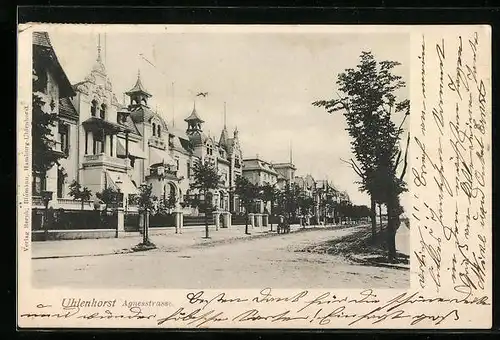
[17,23,491,329]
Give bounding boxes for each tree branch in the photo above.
[399,132,410,181]
[340,157,364,180]
[393,149,402,173]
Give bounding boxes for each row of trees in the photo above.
[313,51,409,262]
[189,160,373,239]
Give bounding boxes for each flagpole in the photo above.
[172,82,175,128]
[224,101,227,128]
[104,32,107,67]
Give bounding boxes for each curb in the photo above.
[32,225,357,259]
[32,248,134,260]
[191,225,349,248]
[352,258,410,271]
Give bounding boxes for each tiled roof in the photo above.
[219,127,229,146]
[184,106,204,123]
[179,138,193,152]
[33,32,52,48]
[59,97,77,117]
[242,159,278,175]
[129,105,155,124]
[169,125,189,140]
[188,130,208,146]
[33,32,75,98]
[273,162,297,170]
[124,115,141,136]
[125,75,151,96]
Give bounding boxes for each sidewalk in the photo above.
[31,223,313,259]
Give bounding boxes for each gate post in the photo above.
[116,208,124,238]
[248,213,255,228]
[174,209,184,234]
[214,211,220,231]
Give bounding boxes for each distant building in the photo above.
[242,157,279,187]
[273,162,297,190]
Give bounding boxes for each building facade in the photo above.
[31,32,246,217]
[31,31,345,231]
[32,32,78,208]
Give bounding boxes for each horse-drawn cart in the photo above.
[276,216,291,234]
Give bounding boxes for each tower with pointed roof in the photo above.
[184,102,204,134]
[219,102,229,148]
[126,70,152,107]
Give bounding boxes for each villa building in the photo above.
[31,32,246,217]
[31,31,342,237]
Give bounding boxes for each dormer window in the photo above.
[91,100,98,117]
[100,103,106,119]
[157,125,161,138]
[152,123,156,136]
[117,112,128,124]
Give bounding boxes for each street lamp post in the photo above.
[41,190,53,241]
[116,188,123,238]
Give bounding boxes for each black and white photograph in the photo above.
[17,23,492,329]
[29,29,410,289]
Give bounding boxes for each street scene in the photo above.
[33,224,410,289]
[30,28,410,288]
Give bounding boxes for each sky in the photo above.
[48,28,410,208]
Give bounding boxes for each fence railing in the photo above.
[124,213,140,232]
[150,213,175,228]
[32,208,117,231]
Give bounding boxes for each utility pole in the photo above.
[172,82,175,127]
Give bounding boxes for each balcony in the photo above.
[46,139,67,158]
[148,137,166,150]
[83,153,130,170]
[32,196,94,210]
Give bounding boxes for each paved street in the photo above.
[32,225,409,289]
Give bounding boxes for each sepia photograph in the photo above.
[30,29,411,289]
[18,23,491,329]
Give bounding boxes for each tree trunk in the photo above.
[245,208,249,235]
[43,202,49,241]
[146,210,150,243]
[269,200,273,231]
[386,201,397,263]
[203,190,210,238]
[142,211,147,244]
[204,208,209,239]
[379,203,383,232]
[81,198,84,210]
[370,196,377,241]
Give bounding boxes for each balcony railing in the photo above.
[83,153,129,169]
[148,137,166,150]
[31,196,94,210]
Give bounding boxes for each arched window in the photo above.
[91,100,98,117]
[157,125,161,138]
[152,123,156,136]
[100,103,106,119]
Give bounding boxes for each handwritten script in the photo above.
[17,26,491,330]
[19,288,491,328]
[412,28,490,310]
